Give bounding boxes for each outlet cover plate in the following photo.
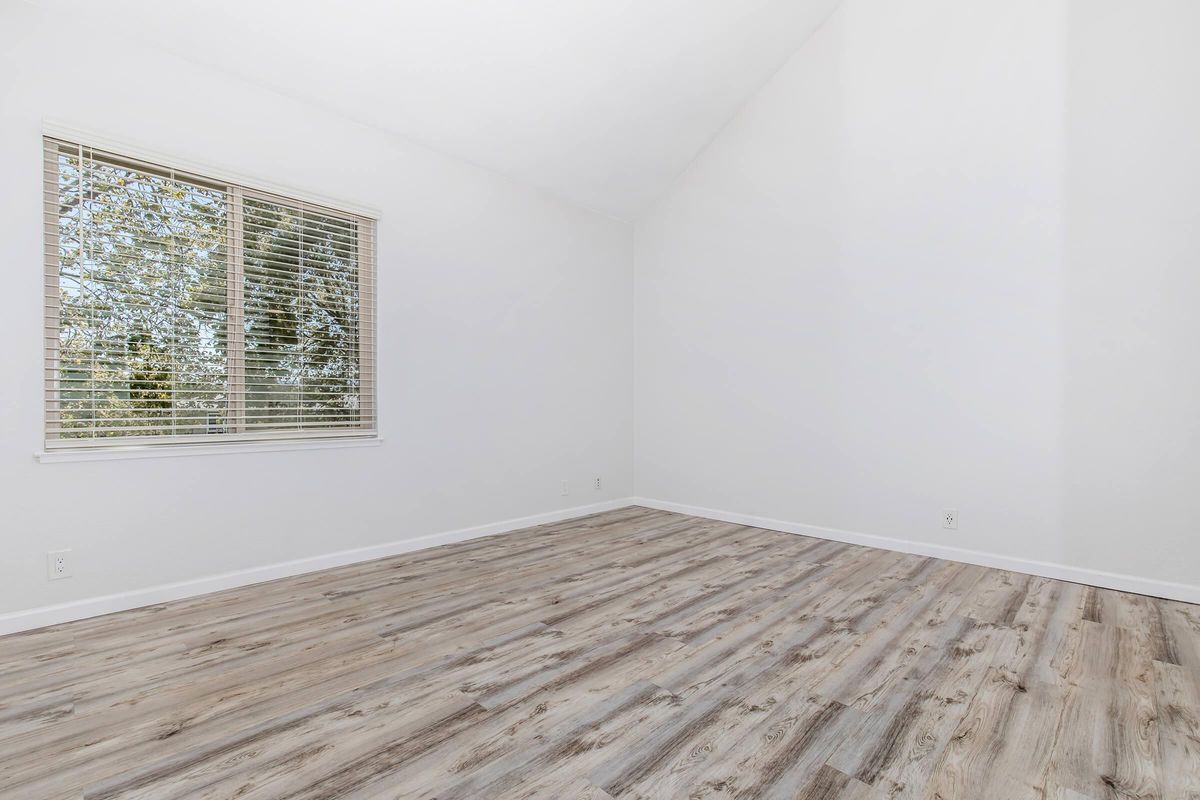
[47,549,72,580]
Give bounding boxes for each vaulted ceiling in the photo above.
[28,0,841,219]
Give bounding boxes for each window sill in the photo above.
[35,436,383,464]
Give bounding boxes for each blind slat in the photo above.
[44,135,378,449]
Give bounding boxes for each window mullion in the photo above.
[226,186,246,433]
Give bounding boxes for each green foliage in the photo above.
[242,197,360,429]
[53,149,361,440]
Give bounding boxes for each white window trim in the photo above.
[42,120,382,218]
[40,121,382,459]
[35,436,384,464]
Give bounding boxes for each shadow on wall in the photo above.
[1061,0,1200,582]
[635,0,1200,592]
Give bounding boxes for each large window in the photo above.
[42,136,377,451]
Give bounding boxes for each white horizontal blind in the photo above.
[43,136,377,450]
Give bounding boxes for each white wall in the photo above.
[1061,0,1200,597]
[5,0,1197,626]
[0,3,633,621]
[635,0,1200,598]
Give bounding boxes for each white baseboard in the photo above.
[8,494,1193,637]
[632,497,1200,605]
[0,498,637,637]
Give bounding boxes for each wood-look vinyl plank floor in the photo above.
[1,507,1197,799]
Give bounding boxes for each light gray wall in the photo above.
[5,0,1198,623]
[0,3,634,618]
[635,0,1200,598]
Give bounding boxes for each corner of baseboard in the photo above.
[630,497,1200,605]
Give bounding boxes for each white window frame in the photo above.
[39,123,380,461]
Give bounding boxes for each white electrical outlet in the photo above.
[593,476,602,491]
[560,480,569,496]
[47,549,72,580]
[942,509,958,530]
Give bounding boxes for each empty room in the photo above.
[1,0,1198,797]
